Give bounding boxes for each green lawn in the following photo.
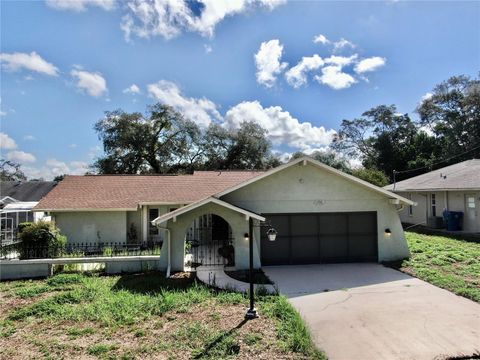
[397,232,480,302]
[0,272,325,360]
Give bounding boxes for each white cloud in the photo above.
[45,0,116,12]
[332,38,355,53]
[0,51,59,76]
[23,159,89,180]
[6,150,36,163]
[224,100,336,150]
[123,84,141,94]
[315,65,357,90]
[69,143,78,148]
[23,135,36,141]
[285,54,324,88]
[421,92,433,102]
[121,0,285,41]
[419,125,434,137]
[0,132,17,149]
[71,68,108,97]
[0,110,6,117]
[313,34,330,45]
[147,80,222,127]
[354,56,386,74]
[254,39,288,88]
[324,54,358,67]
[204,44,213,53]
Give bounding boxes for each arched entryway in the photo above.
[185,213,235,268]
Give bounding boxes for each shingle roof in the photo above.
[1,181,57,202]
[384,159,480,192]
[34,171,263,211]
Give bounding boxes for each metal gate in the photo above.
[186,214,234,268]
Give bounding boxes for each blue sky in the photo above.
[1,0,479,179]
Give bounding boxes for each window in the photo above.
[467,196,475,209]
[431,194,436,217]
[408,194,413,216]
[149,208,159,236]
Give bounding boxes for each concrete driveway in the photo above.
[263,264,480,360]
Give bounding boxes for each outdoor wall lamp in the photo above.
[385,228,392,237]
[266,228,277,242]
[244,233,249,241]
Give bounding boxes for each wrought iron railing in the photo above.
[0,241,162,260]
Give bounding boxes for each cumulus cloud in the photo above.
[284,54,324,88]
[354,56,386,74]
[23,135,36,141]
[23,159,89,180]
[315,65,356,90]
[147,80,222,127]
[123,84,141,94]
[332,38,355,53]
[324,54,358,66]
[6,150,36,163]
[313,34,330,45]
[71,68,108,97]
[0,51,59,76]
[45,0,116,12]
[204,44,213,53]
[122,0,285,41]
[0,132,17,149]
[224,100,336,150]
[254,39,288,88]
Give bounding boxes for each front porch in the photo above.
[152,197,265,272]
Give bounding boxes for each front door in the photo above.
[464,194,478,232]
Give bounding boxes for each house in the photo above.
[35,157,414,271]
[1,181,57,244]
[384,159,480,232]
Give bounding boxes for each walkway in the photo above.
[196,265,276,294]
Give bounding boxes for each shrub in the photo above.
[18,221,67,259]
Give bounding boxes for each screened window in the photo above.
[467,196,475,209]
[149,208,159,235]
[431,194,436,217]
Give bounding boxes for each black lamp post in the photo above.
[244,218,277,320]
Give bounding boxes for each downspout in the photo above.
[155,225,171,278]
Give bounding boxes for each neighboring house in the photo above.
[35,157,414,271]
[384,159,480,233]
[1,181,57,244]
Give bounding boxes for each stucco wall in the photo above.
[54,211,127,245]
[221,162,410,262]
[396,191,479,232]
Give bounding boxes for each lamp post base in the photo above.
[245,308,259,320]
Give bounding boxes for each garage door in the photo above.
[261,212,378,265]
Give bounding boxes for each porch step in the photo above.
[196,265,276,294]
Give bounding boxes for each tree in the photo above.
[332,105,438,181]
[351,167,389,187]
[290,150,351,173]
[0,159,27,181]
[92,104,202,174]
[417,74,480,160]
[203,121,281,170]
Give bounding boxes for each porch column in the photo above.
[142,205,148,243]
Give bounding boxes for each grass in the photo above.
[0,271,325,359]
[389,232,480,302]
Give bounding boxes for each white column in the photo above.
[142,206,148,243]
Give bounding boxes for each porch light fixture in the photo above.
[244,233,249,241]
[385,228,392,237]
[266,228,277,242]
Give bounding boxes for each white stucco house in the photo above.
[35,157,414,271]
[384,159,480,233]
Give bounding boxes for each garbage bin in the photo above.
[445,211,463,231]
